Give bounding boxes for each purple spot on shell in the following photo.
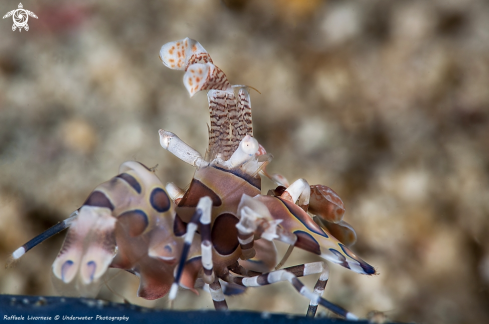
[86,261,96,282]
[61,260,74,282]
[150,188,171,212]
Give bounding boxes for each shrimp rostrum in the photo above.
[9,37,376,321]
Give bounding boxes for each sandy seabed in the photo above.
[0,1,488,323]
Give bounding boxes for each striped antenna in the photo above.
[6,211,78,268]
[207,90,239,161]
[237,87,253,137]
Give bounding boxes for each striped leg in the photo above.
[6,211,78,267]
[282,261,325,277]
[226,261,321,281]
[306,263,329,317]
[226,262,357,320]
[200,278,247,297]
[168,197,212,302]
[281,262,332,318]
[208,279,228,310]
[238,230,256,260]
[200,203,215,284]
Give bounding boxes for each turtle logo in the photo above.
[3,3,38,32]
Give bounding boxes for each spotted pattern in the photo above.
[118,209,148,237]
[86,260,96,282]
[83,191,114,211]
[150,188,171,213]
[61,260,74,282]
[211,213,239,255]
[116,173,142,194]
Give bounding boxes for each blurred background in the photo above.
[1,0,488,323]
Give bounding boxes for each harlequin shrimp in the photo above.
[7,37,376,321]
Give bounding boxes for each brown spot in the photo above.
[211,213,239,255]
[150,188,171,213]
[168,59,174,63]
[83,191,114,211]
[192,45,197,52]
[116,173,141,194]
[118,210,148,237]
[195,77,200,83]
[178,179,222,207]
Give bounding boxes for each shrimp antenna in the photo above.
[232,84,261,94]
[5,211,78,268]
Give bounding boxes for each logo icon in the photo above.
[3,3,38,32]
